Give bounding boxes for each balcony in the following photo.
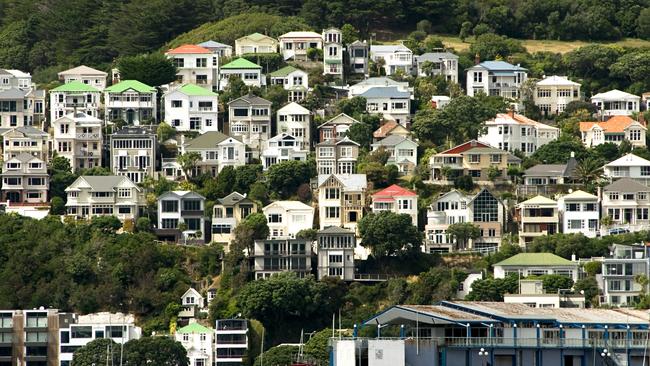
[75,133,101,140]
[181,209,204,217]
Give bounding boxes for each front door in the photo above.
[5,191,20,203]
[126,109,135,124]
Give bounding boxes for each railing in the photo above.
[354,273,392,281]
[75,133,101,139]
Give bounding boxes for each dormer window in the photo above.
[7,162,19,169]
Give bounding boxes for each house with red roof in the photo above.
[371,184,418,225]
[579,115,646,148]
[165,44,219,91]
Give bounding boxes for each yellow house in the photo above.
[235,33,278,55]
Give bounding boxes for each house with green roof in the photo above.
[163,84,219,133]
[269,66,309,102]
[219,58,264,91]
[104,80,157,125]
[50,81,101,122]
[175,321,215,366]
[493,252,579,282]
[235,32,278,56]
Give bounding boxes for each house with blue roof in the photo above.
[360,86,411,126]
[466,60,528,99]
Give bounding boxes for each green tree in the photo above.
[304,328,332,365]
[116,53,177,87]
[296,228,318,241]
[540,274,574,293]
[337,97,367,116]
[240,212,270,241]
[459,21,473,42]
[254,345,298,366]
[157,123,177,142]
[123,337,189,366]
[345,123,373,150]
[72,338,120,366]
[136,217,152,233]
[465,274,518,301]
[469,33,525,60]
[638,8,650,39]
[90,216,122,233]
[530,136,588,164]
[453,175,475,191]
[266,160,314,198]
[358,211,422,258]
[574,277,600,306]
[177,152,201,179]
[341,24,359,45]
[574,157,604,185]
[446,223,481,251]
[50,196,65,215]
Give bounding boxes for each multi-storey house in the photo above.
[317,174,367,233]
[235,33,278,55]
[175,323,214,366]
[164,84,219,133]
[65,175,145,222]
[558,190,600,238]
[252,238,312,279]
[601,178,650,233]
[277,102,311,149]
[373,120,410,141]
[425,189,504,253]
[371,184,418,225]
[182,131,246,176]
[50,81,102,121]
[215,319,249,366]
[466,61,528,99]
[58,65,107,90]
[517,195,559,247]
[269,66,309,102]
[1,126,50,162]
[415,52,459,82]
[603,153,650,186]
[52,112,103,172]
[534,75,581,115]
[157,191,207,243]
[348,40,369,75]
[261,133,308,170]
[219,58,264,90]
[602,244,650,306]
[360,86,411,126]
[279,31,323,61]
[520,154,578,196]
[478,111,559,156]
[591,89,640,117]
[227,94,272,157]
[1,153,48,203]
[0,69,45,128]
[372,135,418,175]
[315,137,359,175]
[166,44,219,91]
[109,126,157,184]
[323,28,343,78]
[369,44,413,75]
[429,140,514,185]
[104,80,157,125]
[317,226,356,281]
[212,192,257,247]
[317,113,359,142]
[348,77,411,96]
[263,200,314,238]
[580,115,646,148]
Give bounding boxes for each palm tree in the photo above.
[574,157,604,185]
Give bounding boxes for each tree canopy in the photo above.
[358,211,422,258]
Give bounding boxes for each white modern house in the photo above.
[50,81,102,122]
[166,44,219,91]
[317,226,356,280]
[580,115,646,148]
[65,175,146,222]
[517,195,559,247]
[157,191,207,243]
[0,69,46,129]
[215,319,249,366]
[277,102,311,149]
[534,75,581,115]
[369,44,413,75]
[558,190,599,238]
[348,77,411,97]
[109,126,157,184]
[175,323,214,366]
[269,66,309,102]
[52,112,103,172]
[263,200,314,238]
[371,135,418,175]
[601,244,650,306]
[278,31,323,61]
[227,94,272,157]
[478,111,559,156]
[261,133,308,170]
[104,80,157,125]
[591,89,640,117]
[182,131,246,176]
[219,58,264,90]
[603,153,650,186]
[360,86,411,126]
[164,84,219,133]
[370,184,418,225]
[602,178,650,233]
[58,65,108,90]
[466,61,528,99]
[252,238,312,279]
[415,52,459,82]
[1,153,48,204]
[323,28,343,78]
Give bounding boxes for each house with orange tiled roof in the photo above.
[372,120,409,141]
[477,110,559,156]
[579,115,646,148]
[371,184,418,225]
[165,44,219,91]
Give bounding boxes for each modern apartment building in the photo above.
[156,191,207,243]
[252,238,312,279]
[215,319,249,366]
[602,244,650,306]
[317,226,356,281]
[109,126,158,184]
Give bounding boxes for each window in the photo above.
[118,188,131,198]
[161,200,179,213]
[325,207,340,218]
[537,89,551,98]
[639,192,648,200]
[183,199,202,211]
[568,220,583,229]
[213,224,232,234]
[161,219,178,229]
[173,58,184,68]
[118,207,131,214]
[329,255,343,263]
[566,203,580,212]
[642,166,650,176]
[637,208,649,220]
[28,177,44,186]
[468,154,480,163]
[608,192,619,200]
[325,188,340,199]
[630,129,642,141]
[196,58,207,67]
[268,214,282,223]
[398,199,412,210]
[473,190,498,222]
[490,154,502,163]
[171,100,183,108]
[233,108,249,117]
[106,326,124,338]
[71,326,92,338]
[473,72,482,83]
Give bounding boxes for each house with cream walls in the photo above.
[235,33,278,55]
[579,115,646,148]
[533,75,581,115]
[65,175,145,222]
[371,184,418,225]
[591,89,640,117]
[1,153,48,204]
[315,137,359,175]
[369,44,413,75]
[219,58,264,90]
[429,140,513,185]
[466,61,528,99]
[279,31,323,61]
[269,66,309,102]
[166,44,219,91]
[317,174,367,233]
[163,84,219,133]
[557,190,599,238]
[317,113,359,142]
[182,131,246,176]
[104,80,157,125]
[603,153,650,186]
[261,133,308,170]
[109,126,157,184]
[58,65,108,90]
[50,81,102,121]
[478,111,559,156]
[517,195,559,247]
[1,126,50,162]
[373,120,410,141]
[212,192,257,247]
[601,178,650,233]
[372,135,418,175]
[52,112,103,172]
[323,28,343,78]
[277,102,311,149]
[263,200,314,239]
[227,94,272,158]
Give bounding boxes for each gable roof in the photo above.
[605,153,650,167]
[318,113,359,128]
[417,52,459,62]
[269,65,304,77]
[486,112,558,131]
[592,89,639,101]
[166,44,212,54]
[176,84,218,97]
[105,80,156,93]
[520,195,557,205]
[51,81,100,93]
[68,175,136,192]
[372,134,417,147]
[373,120,408,138]
[353,77,407,88]
[181,287,203,299]
[579,115,644,133]
[372,184,417,198]
[184,131,241,149]
[280,31,322,38]
[278,102,310,114]
[359,86,410,99]
[315,136,360,147]
[604,177,649,192]
[10,152,41,163]
[318,226,355,234]
[562,190,598,200]
[536,75,580,87]
[159,190,206,200]
[470,60,527,72]
[228,93,271,106]
[2,126,48,137]
[177,322,212,334]
[0,88,28,100]
[439,140,491,155]
[221,58,262,70]
[58,65,107,77]
[524,156,578,178]
[263,200,313,211]
[218,192,254,206]
[317,174,367,190]
[495,253,574,267]
[239,32,276,42]
[198,40,231,49]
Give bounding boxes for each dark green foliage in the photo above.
[469,33,526,60]
[254,345,298,366]
[574,277,600,306]
[296,228,318,241]
[266,160,315,198]
[465,273,519,301]
[528,231,650,259]
[529,136,588,164]
[50,197,65,215]
[453,175,475,191]
[346,122,374,150]
[72,338,120,366]
[540,274,574,293]
[358,211,423,258]
[116,53,176,87]
[241,53,284,74]
[122,337,189,366]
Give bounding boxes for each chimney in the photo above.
[639,112,646,126]
[474,53,480,65]
[571,253,576,262]
[507,109,515,118]
[570,151,575,158]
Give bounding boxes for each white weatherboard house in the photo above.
[269,66,309,102]
[164,84,219,133]
[534,75,581,115]
[277,102,311,149]
[219,58,264,90]
[198,40,233,58]
[175,323,214,366]
[371,184,418,226]
[278,31,323,61]
[323,28,343,78]
[371,135,418,175]
[579,115,646,148]
[49,81,102,122]
[52,112,103,172]
[263,200,314,239]
[261,133,308,170]
[227,94,272,157]
[602,178,650,233]
[360,86,411,126]
[65,175,145,222]
[415,52,459,82]
[58,65,108,90]
[348,77,411,97]
[466,61,528,99]
[478,111,559,156]
[591,89,640,117]
[166,44,219,91]
[0,69,46,129]
[603,153,650,186]
[369,44,413,75]
[558,190,599,238]
[493,253,579,282]
[104,80,157,125]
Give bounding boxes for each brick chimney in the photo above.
[507,109,515,118]
[474,53,480,65]
[639,112,646,127]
